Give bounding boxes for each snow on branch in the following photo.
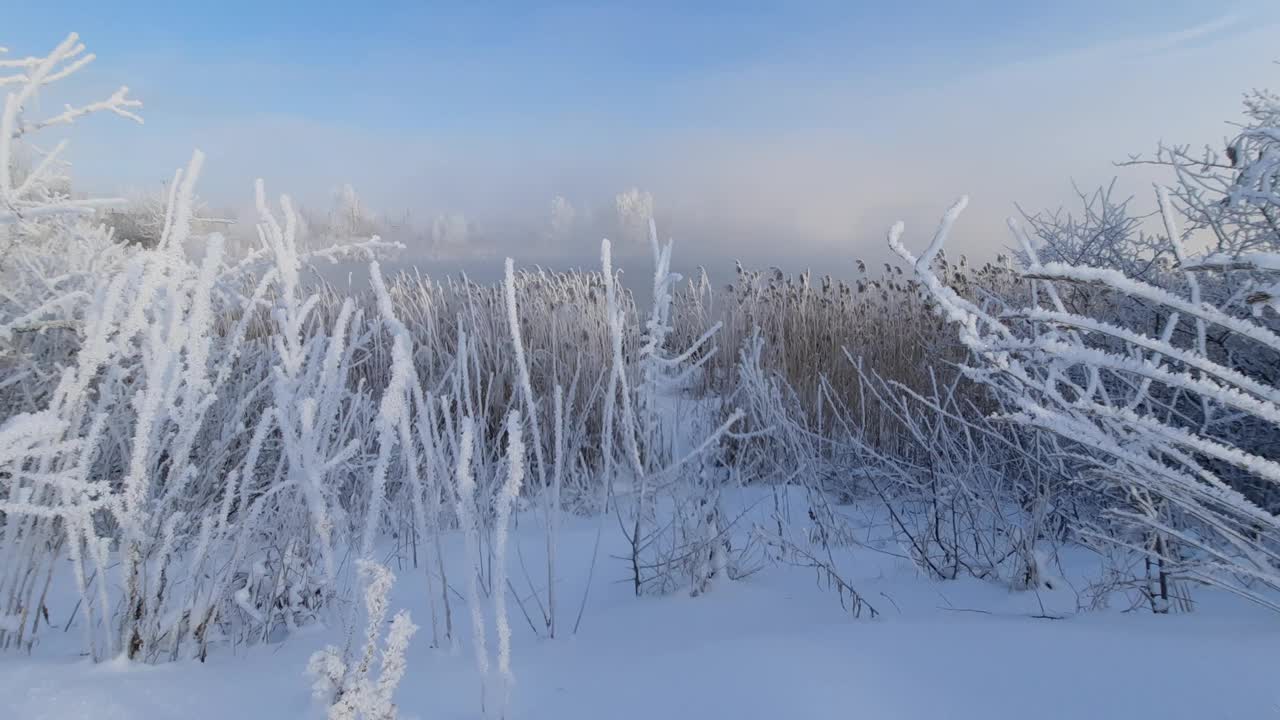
[891,194,1280,611]
[1,33,142,227]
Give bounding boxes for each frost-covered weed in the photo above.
[308,560,418,720]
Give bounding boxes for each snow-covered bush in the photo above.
[866,77,1280,611]
[1017,180,1172,281]
[891,190,1280,611]
[599,219,744,596]
[0,139,393,659]
[308,560,418,720]
[0,33,141,230]
[1,34,143,418]
[0,34,406,659]
[1135,85,1280,258]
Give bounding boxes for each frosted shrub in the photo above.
[309,560,418,720]
[0,143,392,660]
[892,192,1280,611]
[614,187,654,247]
[1,34,143,417]
[0,33,397,658]
[1135,83,1280,258]
[600,219,743,596]
[846,360,1071,588]
[0,33,141,229]
[875,75,1280,610]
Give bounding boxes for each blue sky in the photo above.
[8,1,1280,264]
[13,2,1260,130]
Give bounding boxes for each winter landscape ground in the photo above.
[4,12,1280,720]
[4,491,1279,720]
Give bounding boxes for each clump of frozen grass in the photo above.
[453,410,525,718]
[599,220,745,597]
[0,33,398,660]
[453,416,491,709]
[308,560,418,720]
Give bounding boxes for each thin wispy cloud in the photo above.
[1145,11,1249,53]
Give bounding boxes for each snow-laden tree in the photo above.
[1016,180,1172,282]
[891,188,1280,611]
[0,34,144,416]
[430,212,470,258]
[614,187,654,249]
[1132,85,1280,257]
[883,74,1280,612]
[0,34,141,231]
[548,194,576,244]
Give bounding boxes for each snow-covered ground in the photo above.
[2,489,1275,720]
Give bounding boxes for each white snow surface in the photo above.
[1,488,1275,720]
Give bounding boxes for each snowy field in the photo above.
[2,490,1276,720]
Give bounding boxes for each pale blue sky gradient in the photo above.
[8,1,1280,265]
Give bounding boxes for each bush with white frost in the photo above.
[600,217,745,597]
[309,560,418,720]
[0,34,395,659]
[891,186,1280,611]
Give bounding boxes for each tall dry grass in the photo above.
[671,253,1024,455]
